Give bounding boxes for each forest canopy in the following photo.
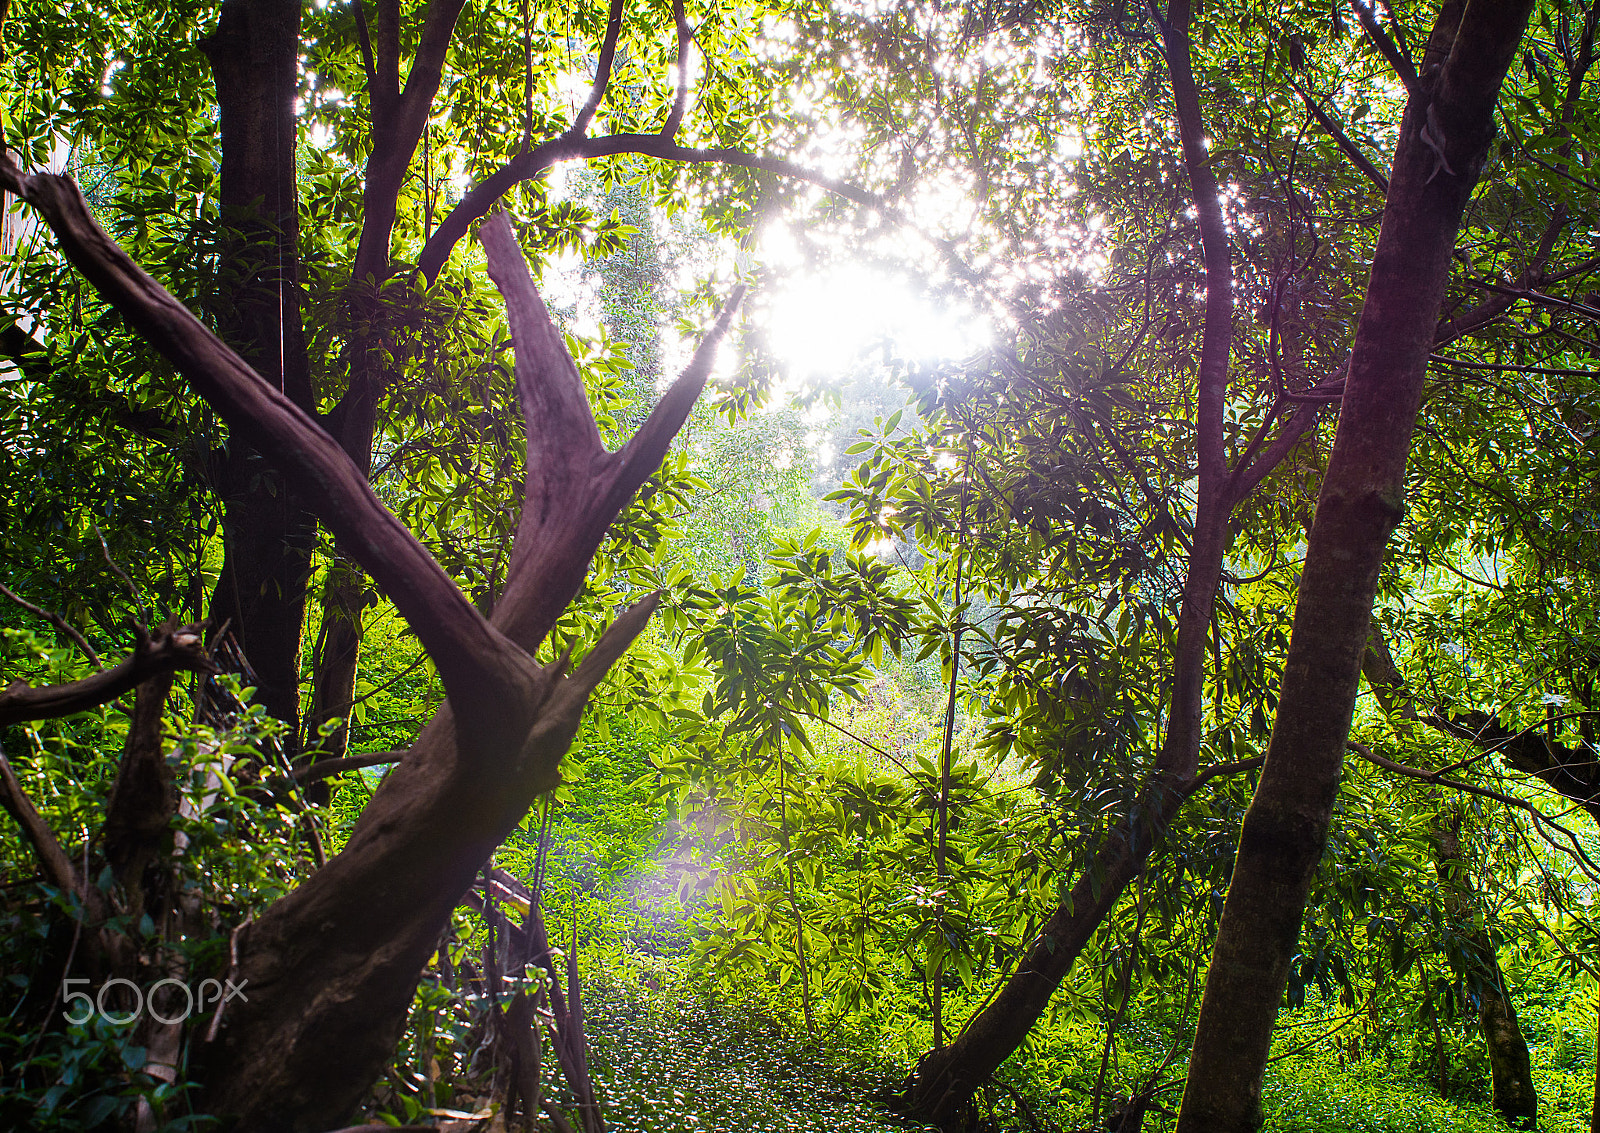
[2,0,1600,1131]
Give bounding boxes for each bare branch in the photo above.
[570,0,627,138]
[613,283,744,497]
[1429,353,1600,378]
[1291,81,1390,193]
[506,594,662,795]
[1180,756,1266,799]
[1351,0,1419,91]
[0,623,209,726]
[480,211,607,505]
[0,156,529,711]
[662,0,692,137]
[0,581,100,668]
[1348,740,1600,877]
[290,750,405,783]
[418,133,885,282]
[488,268,742,651]
[351,0,378,95]
[1158,0,1231,493]
[102,670,177,896]
[1227,400,1324,505]
[372,0,401,110]
[352,0,469,284]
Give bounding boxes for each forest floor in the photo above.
[583,979,919,1133]
[574,970,1596,1133]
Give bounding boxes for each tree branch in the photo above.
[1348,740,1600,877]
[351,0,378,96]
[0,623,209,726]
[1158,0,1231,494]
[612,281,744,501]
[289,750,405,783]
[473,210,741,654]
[0,738,87,901]
[0,581,101,668]
[662,0,692,137]
[570,0,627,138]
[417,133,883,282]
[0,156,530,713]
[1180,756,1266,799]
[1227,399,1324,506]
[352,0,469,284]
[480,211,607,543]
[1351,0,1419,92]
[1290,81,1390,193]
[372,0,401,111]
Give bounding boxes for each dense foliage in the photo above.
[4,0,1600,1130]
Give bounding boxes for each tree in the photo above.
[0,0,865,1125]
[730,0,1600,1123]
[1176,0,1539,1125]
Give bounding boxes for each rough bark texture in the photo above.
[103,669,180,921]
[200,0,316,740]
[1432,812,1537,1127]
[1174,0,1535,1126]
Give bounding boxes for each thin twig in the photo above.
[92,520,147,626]
[1348,740,1600,880]
[0,581,100,668]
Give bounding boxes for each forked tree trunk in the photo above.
[0,152,742,1129]
[1174,0,1535,1126]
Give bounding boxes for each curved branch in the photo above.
[570,0,627,138]
[1348,740,1600,879]
[0,738,85,901]
[0,156,529,711]
[418,132,883,282]
[0,623,208,726]
[0,581,100,668]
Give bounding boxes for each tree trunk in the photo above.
[304,559,366,787]
[1364,633,1539,1124]
[1432,807,1537,1126]
[1174,1,1535,1127]
[895,0,1353,1112]
[200,0,316,742]
[896,0,1321,1117]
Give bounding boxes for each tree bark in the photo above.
[200,0,316,741]
[1362,630,1539,1124]
[1174,1,1536,1127]
[1432,807,1537,1127]
[103,668,180,923]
